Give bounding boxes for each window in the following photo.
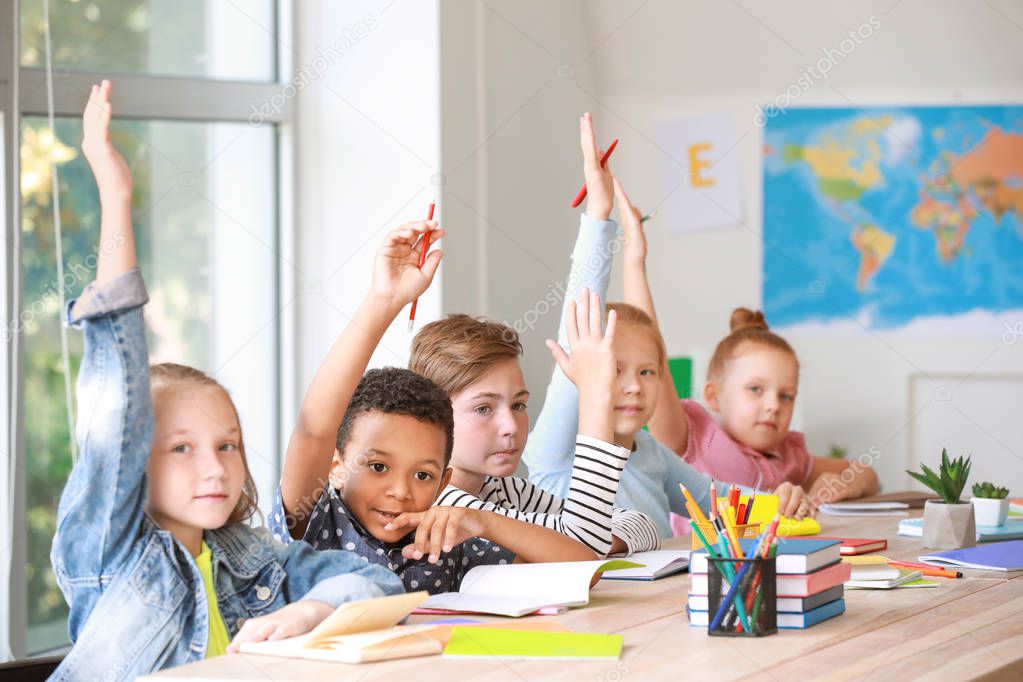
[3,0,292,659]
[20,0,276,81]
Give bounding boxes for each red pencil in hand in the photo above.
[570,138,618,207]
[407,201,436,332]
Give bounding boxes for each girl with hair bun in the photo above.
[606,182,879,511]
[648,307,880,507]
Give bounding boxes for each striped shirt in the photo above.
[435,435,661,556]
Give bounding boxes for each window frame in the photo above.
[0,0,297,660]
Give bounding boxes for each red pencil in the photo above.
[570,138,618,207]
[407,202,436,332]
[729,485,740,513]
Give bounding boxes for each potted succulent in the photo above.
[907,449,975,549]
[971,481,1010,527]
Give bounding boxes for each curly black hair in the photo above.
[335,367,454,464]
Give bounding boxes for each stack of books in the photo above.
[686,538,850,629]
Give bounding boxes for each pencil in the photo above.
[708,479,717,522]
[407,201,436,331]
[679,484,711,527]
[888,560,962,578]
[729,485,740,512]
[570,138,618,207]
[744,492,756,524]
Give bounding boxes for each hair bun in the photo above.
[730,308,769,333]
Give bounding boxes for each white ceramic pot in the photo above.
[923,499,976,549]
[971,497,1009,527]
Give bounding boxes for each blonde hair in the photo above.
[706,308,798,383]
[409,314,522,397]
[605,302,666,367]
[150,363,259,525]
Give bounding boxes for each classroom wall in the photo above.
[433,0,1023,492]
[292,1,1023,495]
[291,0,442,450]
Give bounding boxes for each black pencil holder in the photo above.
[707,556,777,637]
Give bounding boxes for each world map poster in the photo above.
[762,105,1023,335]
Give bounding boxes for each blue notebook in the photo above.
[687,598,846,629]
[899,517,1023,542]
[691,538,840,575]
[920,540,1023,571]
[903,517,1023,542]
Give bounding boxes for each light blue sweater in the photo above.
[522,214,726,538]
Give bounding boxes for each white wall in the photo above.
[433,0,1023,491]
[292,0,442,441]
[293,0,1023,492]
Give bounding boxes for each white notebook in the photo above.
[845,569,923,589]
[602,550,690,581]
[421,559,640,617]
[820,502,909,517]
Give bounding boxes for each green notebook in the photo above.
[442,627,623,661]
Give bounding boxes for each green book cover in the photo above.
[668,356,693,399]
[443,627,623,660]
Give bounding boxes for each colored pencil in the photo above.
[888,560,962,578]
[679,484,710,527]
[407,202,436,331]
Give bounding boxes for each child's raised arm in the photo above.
[614,178,690,453]
[545,289,617,445]
[52,81,154,637]
[521,113,618,493]
[280,223,443,536]
[81,80,136,285]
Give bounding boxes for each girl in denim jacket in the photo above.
[47,80,403,682]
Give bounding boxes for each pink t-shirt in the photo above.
[678,399,814,490]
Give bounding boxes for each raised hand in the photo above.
[546,287,618,395]
[580,112,614,221]
[370,221,445,309]
[613,177,647,265]
[546,288,618,443]
[81,80,132,201]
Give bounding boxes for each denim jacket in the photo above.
[49,269,403,681]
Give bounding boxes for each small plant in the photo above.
[828,444,847,459]
[972,481,1009,499]
[906,448,971,504]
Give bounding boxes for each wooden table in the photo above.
[144,512,1023,681]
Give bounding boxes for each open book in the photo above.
[420,559,641,617]
[602,550,690,580]
[239,592,444,663]
[239,592,573,664]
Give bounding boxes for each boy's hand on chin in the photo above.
[387,508,485,564]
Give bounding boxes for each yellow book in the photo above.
[443,627,622,661]
[719,494,822,536]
